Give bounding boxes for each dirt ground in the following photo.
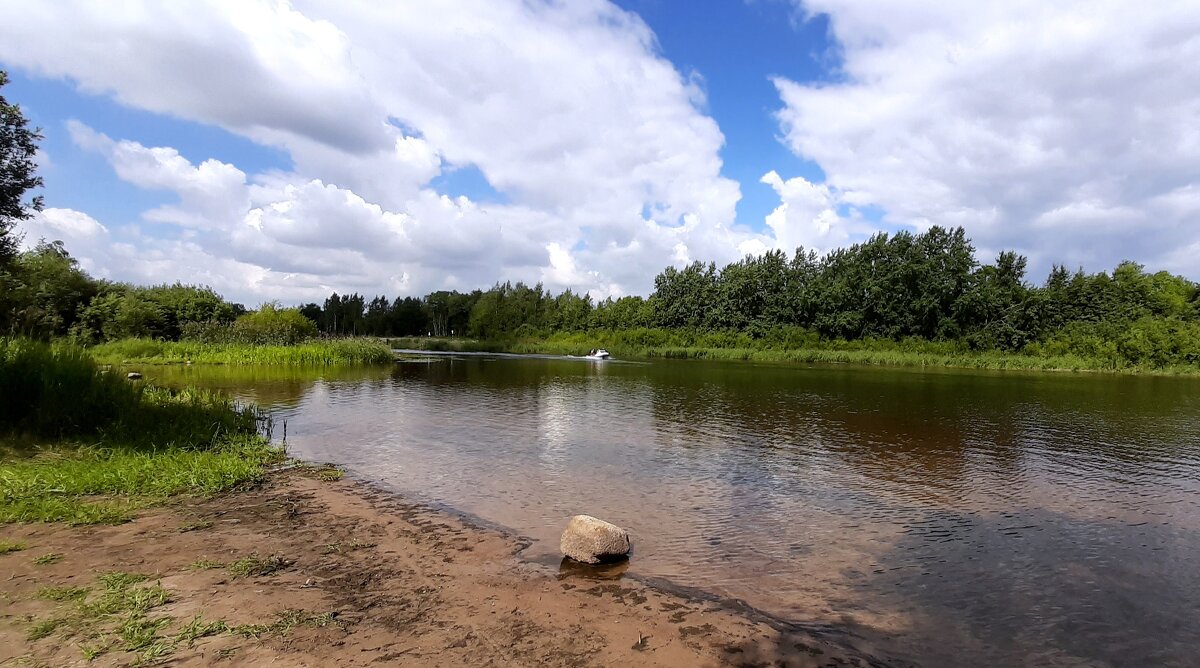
[1,468,895,667]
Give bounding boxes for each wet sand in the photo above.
[0,468,895,667]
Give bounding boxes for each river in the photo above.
[148,354,1200,667]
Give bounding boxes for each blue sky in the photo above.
[2,1,1198,303]
[11,1,834,241]
[613,0,835,226]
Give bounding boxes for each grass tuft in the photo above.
[233,609,341,638]
[228,553,291,578]
[0,539,27,554]
[32,552,63,566]
[188,559,225,570]
[37,586,90,602]
[177,520,214,533]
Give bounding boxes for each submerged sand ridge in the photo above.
[0,469,892,667]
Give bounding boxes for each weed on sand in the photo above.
[233,609,342,638]
[228,553,292,578]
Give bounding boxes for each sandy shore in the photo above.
[1,468,895,667]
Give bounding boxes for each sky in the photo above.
[1,0,1198,305]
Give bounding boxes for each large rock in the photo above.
[559,515,631,564]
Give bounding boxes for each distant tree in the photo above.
[0,71,44,266]
[390,296,427,336]
[298,302,323,328]
[650,261,718,329]
[229,303,317,344]
[363,295,394,336]
[0,240,100,338]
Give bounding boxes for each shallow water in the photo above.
[148,356,1200,666]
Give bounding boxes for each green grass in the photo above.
[37,586,90,602]
[25,566,313,663]
[90,338,394,366]
[1,339,270,448]
[227,553,291,578]
[298,463,344,482]
[1,339,284,525]
[27,617,64,640]
[1,338,141,439]
[0,437,282,525]
[32,552,63,565]
[0,539,26,554]
[393,328,1200,375]
[188,559,225,570]
[26,570,181,661]
[388,337,507,353]
[232,609,341,638]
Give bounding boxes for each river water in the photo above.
[149,354,1200,666]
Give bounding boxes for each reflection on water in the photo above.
[148,357,1200,667]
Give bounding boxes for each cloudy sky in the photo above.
[1,0,1197,304]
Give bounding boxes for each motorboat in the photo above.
[585,348,611,360]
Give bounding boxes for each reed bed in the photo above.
[1,338,282,525]
[90,338,394,366]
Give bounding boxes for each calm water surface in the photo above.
[150,355,1200,667]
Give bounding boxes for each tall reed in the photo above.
[90,338,394,366]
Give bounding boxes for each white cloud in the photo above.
[19,208,110,275]
[776,0,1200,278]
[0,0,759,302]
[761,170,853,255]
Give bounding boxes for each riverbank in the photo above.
[388,333,1200,375]
[89,338,394,366]
[0,467,889,667]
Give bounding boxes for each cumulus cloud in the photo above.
[0,0,761,302]
[760,170,861,255]
[776,0,1200,278]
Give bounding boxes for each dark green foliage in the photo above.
[183,303,317,345]
[0,71,44,266]
[651,261,719,329]
[0,338,261,446]
[0,241,99,338]
[72,283,241,343]
[0,338,139,439]
[588,295,653,330]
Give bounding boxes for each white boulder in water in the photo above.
[560,515,631,564]
[126,372,143,380]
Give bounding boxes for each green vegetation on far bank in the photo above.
[89,337,394,366]
[389,324,1200,375]
[1,338,282,525]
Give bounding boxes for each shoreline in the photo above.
[1,467,897,667]
[387,336,1200,376]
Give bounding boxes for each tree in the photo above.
[0,240,99,338]
[1,71,44,266]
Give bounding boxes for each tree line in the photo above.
[3,224,1200,368]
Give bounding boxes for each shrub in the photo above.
[182,304,317,345]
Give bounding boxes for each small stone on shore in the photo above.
[560,515,631,564]
[126,372,143,380]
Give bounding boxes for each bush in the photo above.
[182,304,317,345]
[1032,317,1200,369]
